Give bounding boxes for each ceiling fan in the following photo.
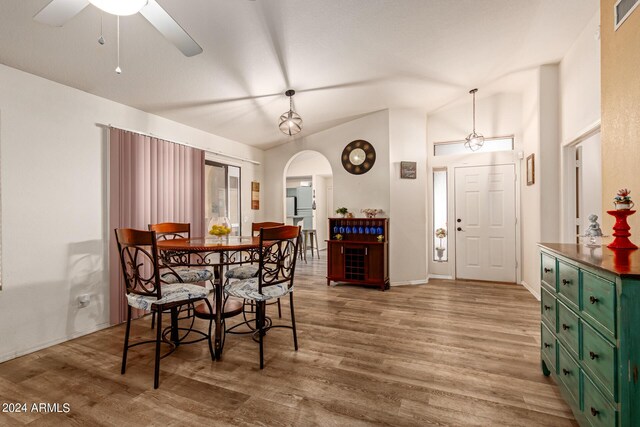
[33,0,202,57]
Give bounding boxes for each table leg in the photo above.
[214,264,223,360]
[170,307,179,345]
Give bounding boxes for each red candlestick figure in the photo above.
[607,209,638,249]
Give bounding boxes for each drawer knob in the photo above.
[562,323,570,331]
[562,279,571,285]
[589,351,599,360]
[543,343,551,349]
[562,368,571,376]
[589,295,599,304]
[543,305,551,311]
[544,267,552,273]
[590,407,599,417]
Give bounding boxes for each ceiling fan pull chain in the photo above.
[115,16,122,74]
[98,13,105,45]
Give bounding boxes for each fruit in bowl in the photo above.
[209,224,231,237]
[207,216,232,239]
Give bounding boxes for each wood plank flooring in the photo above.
[0,257,576,426]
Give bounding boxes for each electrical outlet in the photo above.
[78,294,90,308]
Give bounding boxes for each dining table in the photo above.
[156,235,262,359]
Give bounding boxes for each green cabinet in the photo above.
[539,244,640,427]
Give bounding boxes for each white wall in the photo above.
[559,10,601,242]
[388,109,428,285]
[560,11,601,144]
[0,64,263,362]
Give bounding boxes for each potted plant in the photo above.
[335,207,348,218]
[614,188,634,210]
[435,228,447,261]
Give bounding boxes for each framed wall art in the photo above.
[400,161,417,179]
[251,181,260,210]
[526,154,535,186]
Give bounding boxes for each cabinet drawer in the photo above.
[558,260,579,308]
[581,271,616,340]
[557,301,580,357]
[541,323,556,371]
[557,345,580,407]
[583,375,617,427]
[541,287,557,331]
[582,322,616,400]
[541,252,557,290]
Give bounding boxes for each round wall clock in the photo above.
[341,140,376,175]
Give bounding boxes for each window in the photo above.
[434,136,514,156]
[433,169,448,262]
[205,161,241,235]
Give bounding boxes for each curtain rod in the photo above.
[105,124,261,165]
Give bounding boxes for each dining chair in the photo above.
[225,221,284,318]
[115,228,214,389]
[148,222,214,329]
[224,225,301,369]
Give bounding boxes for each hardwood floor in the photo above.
[0,256,576,426]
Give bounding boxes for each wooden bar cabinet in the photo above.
[326,217,389,291]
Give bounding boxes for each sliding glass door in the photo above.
[205,161,241,235]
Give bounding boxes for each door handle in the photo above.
[457,218,462,223]
[457,227,463,232]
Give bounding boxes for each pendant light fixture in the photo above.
[465,88,484,151]
[279,90,303,136]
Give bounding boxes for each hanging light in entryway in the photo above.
[465,88,484,151]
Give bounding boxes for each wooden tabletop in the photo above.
[539,243,640,278]
[157,236,261,252]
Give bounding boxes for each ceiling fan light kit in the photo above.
[34,0,202,57]
[279,90,303,136]
[464,88,485,152]
[88,0,148,16]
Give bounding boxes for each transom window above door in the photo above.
[434,136,514,156]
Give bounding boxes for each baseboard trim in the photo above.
[0,321,112,363]
[521,280,541,300]
[391,278,428,286]
[428,274,454,280]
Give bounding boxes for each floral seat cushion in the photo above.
[225,265,259,280]
[161,267,213,284]
[126,283,209,311]
[224,277,291,302]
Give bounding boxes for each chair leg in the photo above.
[258,301,264,369]
[154,309,162,389]
[151,311,156,329]
[290,292,298,351]
[277,298,282,318]
[121,305,132,374]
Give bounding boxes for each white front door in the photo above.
[455,164,516,283]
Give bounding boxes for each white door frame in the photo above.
[428,158,521,283]
[560,121,601,243]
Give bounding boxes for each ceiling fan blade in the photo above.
[140,0,203,57]
[33,0,89,27]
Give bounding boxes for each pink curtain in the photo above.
[109,128,205,325]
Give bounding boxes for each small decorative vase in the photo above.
[614,201,634,210]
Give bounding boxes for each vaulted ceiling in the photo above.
[0,0,598,148]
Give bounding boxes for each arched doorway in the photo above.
[283,151,333,256]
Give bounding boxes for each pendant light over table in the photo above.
[279,90,303,136]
